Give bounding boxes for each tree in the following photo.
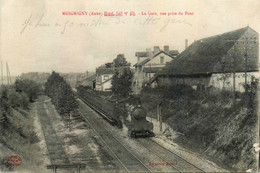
[113,54,131,67]
[111,68,133,96]
[111,54,133,96]
[45,71,78,116]
[111,70,120,93]
[105,62,113,68]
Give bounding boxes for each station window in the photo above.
[160,56,164,64]
[104,76,109,80]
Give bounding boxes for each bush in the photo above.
[163,84,196,100]
[28,131,40,144]
[14,79,41,102]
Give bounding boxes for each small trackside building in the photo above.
[75,74,96,89]
[95,68,114,91]
[157,26,259,91]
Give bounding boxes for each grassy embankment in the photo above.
[0,80,42,171]
[141,85,257,171]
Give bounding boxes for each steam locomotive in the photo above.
[76,86,154,138]
[127,105,154,138]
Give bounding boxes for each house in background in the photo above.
[157,26,259,92]
[133,45,179,94]
[95,68,114,91]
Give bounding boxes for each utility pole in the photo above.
[233,72,236,101]
[244,46,248,99]
[256,86,260,172]
[157,102,162,132]
[224,39,250,95]
[6,62,11,85]
[6,63,9,85]
[8,63,11,84]
[1,61,3,86]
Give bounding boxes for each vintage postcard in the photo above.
[0,0,260,172]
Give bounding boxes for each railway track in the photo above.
[78,99,152,173]
[136,138,205,172]
[79,96,207,172]
[37,102,70,165]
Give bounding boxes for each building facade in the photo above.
[95,68,114,91]
[133,45,179,94]
[158,26,259,92]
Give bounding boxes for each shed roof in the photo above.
[159,26,259,76]
[96,68,115,75]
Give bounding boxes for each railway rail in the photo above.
[78,99,152,172]
[137,138,205,172]
[78,97,206,172]
[78,94,116,125]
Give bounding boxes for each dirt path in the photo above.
[36,100,70,165]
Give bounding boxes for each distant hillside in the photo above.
[19,72,94,88]
[20,72,50,84]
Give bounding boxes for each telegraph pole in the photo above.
[7,62,12,84]
[245,45,248,99]
[6,63,9,85]
[256,86,260,172]
[5,62,12,85]
[0,0,2,87]
[1,61,3,86]
[157,102,162,132]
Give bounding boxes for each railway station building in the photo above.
[133,45,179,94]
[157,26,259,92]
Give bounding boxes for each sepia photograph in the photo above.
[0,0,260,172]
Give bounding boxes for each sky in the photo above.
[0,0,260,76]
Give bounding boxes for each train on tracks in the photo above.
[76,86,155,138]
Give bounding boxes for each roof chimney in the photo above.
[153,46,160,53]
[146,48,153,57]
[163,45,169,53]
[185,39,188,49]
[146,48,152,52]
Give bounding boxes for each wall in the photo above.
[101,74,113,83]
[157,75,211,87]
[158,71,260,92]
[133,52,175,94]
[209,72,260,92]
[102,79,112,91]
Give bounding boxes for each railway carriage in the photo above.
[77,86,154,138]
